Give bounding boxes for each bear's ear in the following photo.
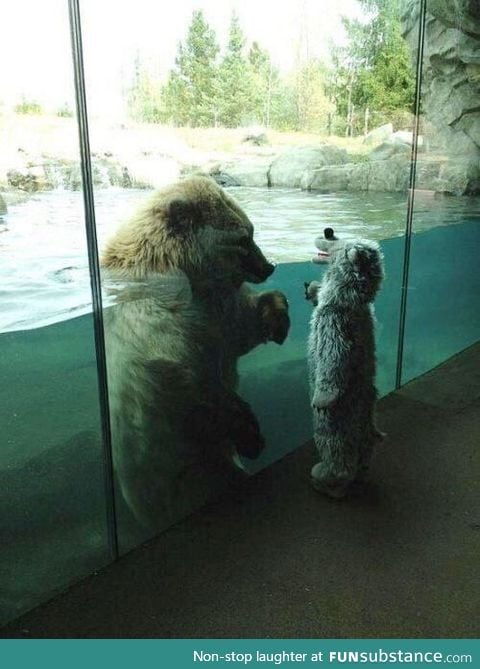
[164,196,198,232]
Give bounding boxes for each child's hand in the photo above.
[304,280,321,306]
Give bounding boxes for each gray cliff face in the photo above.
[401,0,480,193]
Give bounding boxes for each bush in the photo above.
[14,99,43,115]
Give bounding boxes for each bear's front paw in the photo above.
[312,388,339,410]
[256,290,290,344]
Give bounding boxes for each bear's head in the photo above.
[101,176,274,288]
[312,227,384,305]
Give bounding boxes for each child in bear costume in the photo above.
[305,228,384,499]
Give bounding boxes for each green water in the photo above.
[1,222,480,625]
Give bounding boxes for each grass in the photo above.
[0,112,374,180]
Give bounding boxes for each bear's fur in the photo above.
[101,176,289,533]
[306,229,384,498]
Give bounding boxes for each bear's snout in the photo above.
[262,262,275,279]
[243,257,274,283]
[240,241,275,284]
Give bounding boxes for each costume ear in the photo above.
[346,245,370,273]
[346,246,360,265]
[165,197,197,231]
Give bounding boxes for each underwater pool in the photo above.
[1,188,480,625]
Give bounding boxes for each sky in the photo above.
[0,0,364,118]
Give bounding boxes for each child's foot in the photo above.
[310,477,349,499]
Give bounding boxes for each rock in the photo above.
[434,160,480,196]
[242,131,268,146]
[7,167,50,192]
[0,193,7,215]
[270,144,348,189]
[368,154,410,192]
[391,131,425,149]
[349,163,370,191]
[210,172,242,187]
[363,123,394,146]
[305,164,355,192]
[210,157,272,188]
[370,140,412,161]
[305,153,410,194]
[401,0,480,171]
[415,158,445,191]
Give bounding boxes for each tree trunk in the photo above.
[364,107,370,136]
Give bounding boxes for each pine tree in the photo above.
[163,10,219,127]
[217,12,252,127]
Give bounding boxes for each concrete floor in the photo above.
[2,344,480,638]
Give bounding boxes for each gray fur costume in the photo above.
[306,228,384,498]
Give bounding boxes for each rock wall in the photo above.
[401,0,480,193]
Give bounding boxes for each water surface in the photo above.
[3,186,478,332]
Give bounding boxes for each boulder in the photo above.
[304,164,355,192]
[368,154,410,192]
[7,166,51,192]
[305,153,410,194]
[5,155,147,192]
[370,140,411,161]
[434,160,480,196]
[363,123,393,146]
[391,131,425,150]
[269,144,348,189]
[415,158,446,191]
[210,157,272,188]
[0,193,7,215]
[210,172,242,188]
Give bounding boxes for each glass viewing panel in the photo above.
[0,1,110,624]
[79,0,417,549]
[401,0,480,384]
[1,0,479,625]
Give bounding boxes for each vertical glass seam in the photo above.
[68,0,119,559]
[395,0,428,390]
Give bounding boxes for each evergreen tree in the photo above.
[163,10,219,127]
[217,12,252,127]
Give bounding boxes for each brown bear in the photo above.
[101,176,289,537]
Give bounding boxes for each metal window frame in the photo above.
[68,0,118,559]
